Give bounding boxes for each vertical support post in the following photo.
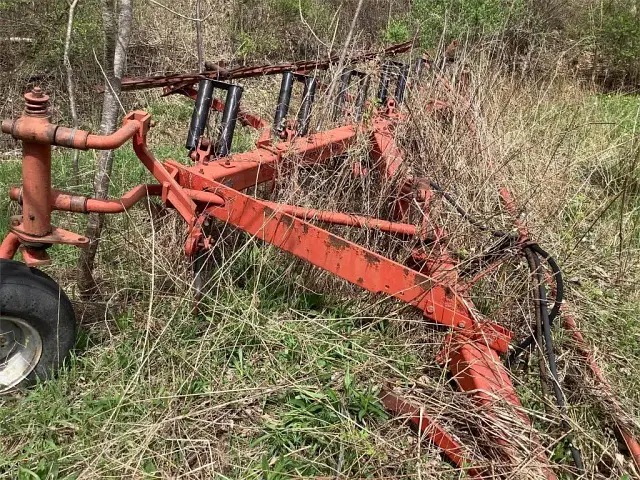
[215,84,243,157]
[22,142,52,236]
[273,71,294,135]
[376,61,391,104]
[332,70,352,121]
[186,79,215,152]
[395,63,409,104]
[354,75,370,122]
[297,75,317,136]
[20,88,53,237]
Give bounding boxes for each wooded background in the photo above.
[1,0,639,125]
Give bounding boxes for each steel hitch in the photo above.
[0,88,155,266]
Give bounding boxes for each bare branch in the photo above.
[0,37,35,43]
[195,0,204,72]
[63,0,80,183]
[148,0,212,22]
[78,0,134,295]
[326,0,365,99]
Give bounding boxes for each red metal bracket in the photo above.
[9,216,89,247]
[379,385,485,478]
[441,334,557,479]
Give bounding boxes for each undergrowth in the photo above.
[0,46,639,479]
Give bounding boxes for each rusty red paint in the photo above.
[379,386,485,478]
[444,334,558,480]
[20,247,51,267]
[0,232,21,260]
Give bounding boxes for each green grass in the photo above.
[0,249,426,478]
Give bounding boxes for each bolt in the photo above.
[426,305,435,314]
[457,321,465,329]
[24,87,49,116]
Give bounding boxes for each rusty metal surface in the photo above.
[260,200,420,237]
[444,334,558,480]
[54,184,162,214]
[21,138,52,236]
[20,247,51,267]
[9,216,89,247]
[379,386,484,478]
[110,41,414,92]
[85,122,140,150]
[0,233,21,260]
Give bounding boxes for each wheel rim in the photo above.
[0,316,42,393]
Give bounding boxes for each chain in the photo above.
[109,41,415,92]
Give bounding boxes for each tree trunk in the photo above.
[77,0,133,295]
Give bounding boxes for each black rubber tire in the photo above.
[0,259,76,391]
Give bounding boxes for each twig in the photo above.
[195,0,204,73]
[148,0,212,22]
[63,0,80,184]
[298,0,332,49]
[326,0,365,101]
[92,48,126,115]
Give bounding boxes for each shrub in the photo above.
[384,0,527,48]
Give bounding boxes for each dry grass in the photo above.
[0,39,639,480]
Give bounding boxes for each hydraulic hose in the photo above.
[428,179,583,472]
[426,183,565,365]
[528,247,585,474]
[507,243,564,365]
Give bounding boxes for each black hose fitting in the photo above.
[216,84,243,157]
[186,79,215,152]
[273,71,294,135]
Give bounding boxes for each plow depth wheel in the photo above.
[0,259,76,393]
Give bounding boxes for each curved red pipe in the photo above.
[85,121,140,150]
[10,185,162,214]
[10,184,224,214]
[0,232,21,260]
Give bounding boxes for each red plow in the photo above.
[1,43,638,477]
